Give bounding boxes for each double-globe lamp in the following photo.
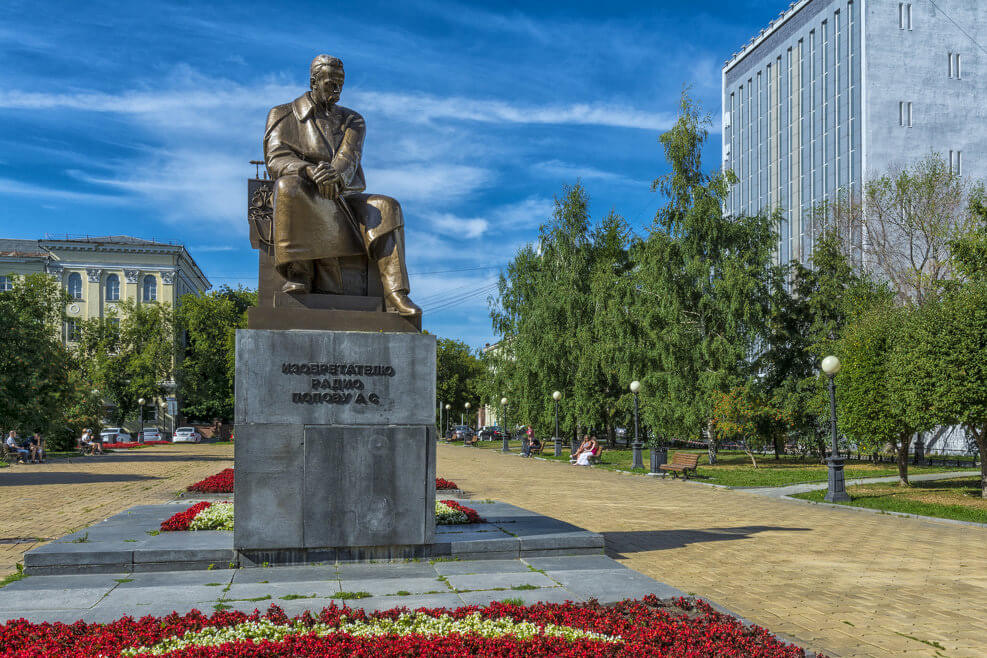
[821,355,850,503]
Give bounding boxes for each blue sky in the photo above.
[0,0,785,348]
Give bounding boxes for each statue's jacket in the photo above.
[263,92,400,265]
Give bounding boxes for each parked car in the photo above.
[99,428,132,444]
[452,425,474,441]
[138,427,167,442]
[172,427,202,443]
[478,426,503,441]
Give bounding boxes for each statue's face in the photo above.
[311,69,344,109]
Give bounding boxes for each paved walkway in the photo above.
[0,443,233,579]
[744,469,980,497]
[438,444,987,658]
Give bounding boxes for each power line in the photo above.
[423,283,498,314]
[927,0,987,55]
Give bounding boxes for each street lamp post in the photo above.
[630,381,644,470]
[464,402,471,445]
[552,391,562,457]
[500,397,509,452]
[445,404,451,437]
[822,356,850,503]
[137,397,146,443]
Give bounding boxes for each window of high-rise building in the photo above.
[950,150,963,176]
[899,3,913,30]
[908,102,913,127]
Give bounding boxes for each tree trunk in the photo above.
[773,436,782,460]
[705,420,717,465]
[896,435,912,486]
[971,425,987,499]
[745,440,758,468]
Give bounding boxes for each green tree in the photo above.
[760,231,892,458]
[894,277,987,496]
[435,337,485,428]
[491,184,594,438]
[836,303,917,485]
[632,93,775,463]
[75,299,175,428]
[176,286,256,422]
[0,273,79,448]
[578,211,637,446]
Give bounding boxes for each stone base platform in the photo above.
[23,501,604,575]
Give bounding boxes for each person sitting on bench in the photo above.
[5,431,29,463]
[572,435,598,466]
[521,433,542,457]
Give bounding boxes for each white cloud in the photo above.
[367,164,492,204]
[0,177,130,206]
[351,90,675,131]
[533,160,649,188]
[425,212,489,239]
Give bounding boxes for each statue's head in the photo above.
[310,55,345,109]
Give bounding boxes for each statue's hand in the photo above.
[309,161,339,186]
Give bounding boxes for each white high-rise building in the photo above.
[721,0,987,265]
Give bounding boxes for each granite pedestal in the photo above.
[234,329,436,564]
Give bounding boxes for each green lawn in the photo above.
[456,440,971,488]
[792,477,987,524]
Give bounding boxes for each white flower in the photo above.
[122,612,622,655]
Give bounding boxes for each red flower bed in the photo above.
[161,501,212,532]
[104,440,171,449]
[0,598,821,657]
[440,499,485,523]
[187,470,460,495]
[187,468,234,493]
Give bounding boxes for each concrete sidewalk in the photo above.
[0,554,685,624]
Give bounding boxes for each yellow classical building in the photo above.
[0,235,211,430]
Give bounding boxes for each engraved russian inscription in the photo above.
[282,361,392,405]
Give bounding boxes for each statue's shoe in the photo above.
[282,280,309,294]
[385,291,422,318]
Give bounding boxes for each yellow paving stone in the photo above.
[0,443,233,579]
[438,444,987,658]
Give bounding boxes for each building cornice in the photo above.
[723,0,813,74]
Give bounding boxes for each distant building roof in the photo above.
[0,238,46,258]
[42,234,184,247]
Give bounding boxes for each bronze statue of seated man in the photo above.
[263,54,420,319]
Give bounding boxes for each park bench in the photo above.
[659,452,700,479]
[1,443,21,464]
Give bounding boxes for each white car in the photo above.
[173,427,202,443]
[139,427,165,442]
[99,428,132,444]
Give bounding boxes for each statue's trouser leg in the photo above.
[282,259,314,294]
[374,227,421,318]
[313,258,343,294]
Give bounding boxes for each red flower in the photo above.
[187,468,234,493]
[103,441,171,449]
[435,477,458,490]
[439,499,485,523]
[160,501,211,532]
[0,598,822,656]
